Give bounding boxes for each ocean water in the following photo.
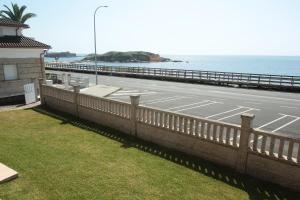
[45,55,300,76]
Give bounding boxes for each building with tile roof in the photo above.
[0,18,50,104]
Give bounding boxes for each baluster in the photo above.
[128,105,131,119]
[297,145,300,164]
[269,136,275,156]
[207,122,211,139]
[212,124,217,141]
[144,109,148,123]
[261,135,267,154]
[155,111,159,126]
[169,114,174,130]
[148,110,152,124]
[179,116,184,132]
[174,115,179,132]
[287,140,294,161]
[278,139,284,159]
[184,118,188,134]
[139,108,144,122]
[164,113,168,128]
[151,110,155,126]
[218,126,224,143]
[232,128,238,147]
[200,121,205,138]
[189,119,195,135]
[117,104,121,116]
[120,104,123,117]
[195,120,200,137]
[253,134,258,152]
[160,112,164,127]
[225,127,230,145]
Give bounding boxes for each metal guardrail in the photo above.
[45,63,300,91]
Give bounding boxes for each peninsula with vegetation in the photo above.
[82,51,181,63]
[45,51,76,58]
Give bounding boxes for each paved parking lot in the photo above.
[47,70,300,138]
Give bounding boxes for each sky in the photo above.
[1,0,300,55]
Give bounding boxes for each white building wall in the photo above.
[0,48,44,58]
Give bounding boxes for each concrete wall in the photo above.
[78,106,132,135]
[137,123,239,169]
[0,58,43,98]
[247,153,300,190]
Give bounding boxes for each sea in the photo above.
[45,55,300,76]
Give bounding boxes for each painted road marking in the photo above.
[168,100,210,110]
[146,96,191,105]
[278,113,300,118]
[280,106,299,109]
[111,92,157,96]
[205,107,245,119]
[257,115,288,129]
[216,108,259,121]
[210,91,300,103]
[271,117,300,133]
[173,101,221,112]
[244,101,262,105]
[142,96,179,104]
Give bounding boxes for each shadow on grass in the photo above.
[31,106,299,200]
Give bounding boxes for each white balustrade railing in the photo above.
[137,106,241,148]
[41,84,300,166]
[42,85,75,103]
[249,129,300,165]
[78,94,131,119]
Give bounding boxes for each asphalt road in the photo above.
[47,70,300,138]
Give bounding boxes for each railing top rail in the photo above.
[253,128,300,142]
[78,93,131,106]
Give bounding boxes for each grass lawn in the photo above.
[0,107,299,200]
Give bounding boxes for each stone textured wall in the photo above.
[0,58,43,98]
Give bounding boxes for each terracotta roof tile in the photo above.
[0,18,29,28]
[0,36,51,49]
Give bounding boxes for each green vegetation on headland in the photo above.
[45,51,76,58]
[83,51,181,63]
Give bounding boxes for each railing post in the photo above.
[73,85,80,117]
[38,78,45,105]
[236,113,255,173]
[130,95,140,136]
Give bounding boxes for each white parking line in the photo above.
[217,108,259,121]
[257,115,288,129]
[271,117,300,133]
[146,96,191,105]
[280,106,299,109]
[114,90,140,93]
[173,101,221,112]
[278,113,300,118]
[111,92,157,96]
[205,107,245,119]
[168,100,210,110]
[109,93,156,100]
[211,91,300,103]
[244,102,262,105]
[142,96,179,103]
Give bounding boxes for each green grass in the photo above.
[0,107,299,200]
